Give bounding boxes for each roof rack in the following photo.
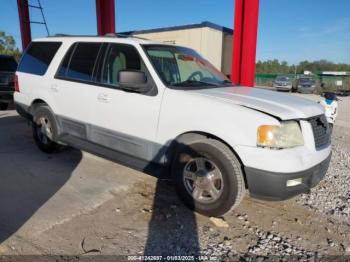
[104,33,149,40]
[48,33,149,41]
[48,34,98,37]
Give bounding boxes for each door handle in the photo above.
[50,84,59,93]
[97,93,109,103]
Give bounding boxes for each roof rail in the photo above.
[47,33,149,40]
[104,33,149,40]
[49,34,98,37]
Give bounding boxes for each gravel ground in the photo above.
[1,96,350,260]
[295,127,350,221]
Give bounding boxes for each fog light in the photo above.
[286,178,302,187]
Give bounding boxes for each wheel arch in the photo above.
[29,99,63,136]
[167,131,248,188]
[29,98,49,115]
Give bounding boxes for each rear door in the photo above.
[53,42,104,138]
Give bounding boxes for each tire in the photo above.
[0,103,8,111]
[32,105,60,153]
[172,138,245,217]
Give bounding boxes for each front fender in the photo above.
[156,89,280,150]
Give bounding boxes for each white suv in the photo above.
[14,36,331,216]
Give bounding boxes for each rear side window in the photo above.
[62,43,102,81]
[17,42,61,75]
[56,43,76,77]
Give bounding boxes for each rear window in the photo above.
[0,57,18,71]
[59,42,102,81]
[17,41,61,75]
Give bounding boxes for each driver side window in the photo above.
[101,44,146,86]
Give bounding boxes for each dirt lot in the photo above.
[0,94,349,260]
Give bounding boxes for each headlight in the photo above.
[257,121,304,149]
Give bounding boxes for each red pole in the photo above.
[231,0,243,85]
[231,0,260,87]
[96,0,116,35]
[17,0,32,49]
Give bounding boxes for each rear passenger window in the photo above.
[56,43,76,77]
[17,42,61,75]
[65,43,101,81]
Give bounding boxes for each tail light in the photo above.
[14,74,20,92]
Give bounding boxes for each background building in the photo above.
[123,21,233,76]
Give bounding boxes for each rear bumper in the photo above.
[245,152,331,201]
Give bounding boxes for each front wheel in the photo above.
[172,138,246,217]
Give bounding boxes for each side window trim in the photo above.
[55,42,158,96]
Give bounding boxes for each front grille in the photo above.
[308,115,330,149]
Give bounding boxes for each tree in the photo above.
[256,59,294,74]
[256,59,350,75]
[0,31,22,61]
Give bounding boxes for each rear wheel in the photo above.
[172,138,245,217]
[0,103,8,111]
[32,106,60,153]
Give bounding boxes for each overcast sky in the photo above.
[1,0,350,65]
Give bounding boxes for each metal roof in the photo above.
[121,21,234,35]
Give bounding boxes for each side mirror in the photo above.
[118,70,151,93]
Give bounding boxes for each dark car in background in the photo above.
[0,55,18,110]
[297,76,316,94]
[273,75,293,92]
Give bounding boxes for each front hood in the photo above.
[190,86,324,120]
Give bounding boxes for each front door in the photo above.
[91,43,163,162]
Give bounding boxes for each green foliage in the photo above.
[256,59,295,74]
[256,59,350,74]
[296,60,350,74]
[0,31,22,61]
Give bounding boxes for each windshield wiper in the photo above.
[221,80,233,85]
[172,80,220,87]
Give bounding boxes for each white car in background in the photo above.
[14,36,332,216]
[273,75,293,92]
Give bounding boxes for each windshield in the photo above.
[143,45,231,89]
[299,78,315,84]
[276,76,289,81]
[0,57,18,72]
